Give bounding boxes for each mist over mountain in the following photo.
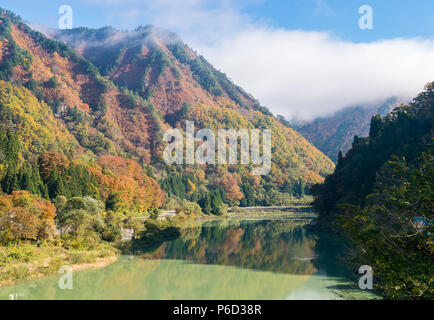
[0,4,432,300]
[51,24,275,117]
[294,97,408,162]
[0,8,334,214]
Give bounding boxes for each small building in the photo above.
[121,228,134,241]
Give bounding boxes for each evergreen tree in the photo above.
[211,189,223,215]
[4,129,20,164]
[32,164,48,198]
[18,162,36,194]
[337,151,344,166]
[47,164,68,199]
[105,192,120,211]
[241,184,255,207]
[369,114,383,139]
[2,162,19,194]
[199,192,212,214]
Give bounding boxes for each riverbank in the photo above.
[1,213,206,286]
[0,215,381,300]
[0,243,119,287]
[0,203,316,288]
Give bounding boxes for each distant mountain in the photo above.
[296,97,406,162]
[0,8,334,212]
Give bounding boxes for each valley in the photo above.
[0,6,432,301]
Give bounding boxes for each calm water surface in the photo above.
[0,217,380,300]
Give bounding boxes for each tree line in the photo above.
[311,82,434,299]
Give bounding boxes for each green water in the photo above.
[0,217,380,300]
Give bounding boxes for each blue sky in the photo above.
[2,0,433,42]
[1,0,433,119]
[245,0,434,42]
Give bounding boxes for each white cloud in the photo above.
[196,31,434,120]
[90,0,258,46]
[79,0,434,120]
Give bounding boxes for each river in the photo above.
[0,215,380,300]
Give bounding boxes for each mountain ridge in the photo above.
[296,97,408,162]
[0,7,334,214]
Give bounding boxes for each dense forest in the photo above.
[0,6,335,260]
[0,5,432,301]
[311,83,433,299]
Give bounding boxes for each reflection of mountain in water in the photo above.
[143,219,319,276]
[0,257,317,300]
[0,219,380,300]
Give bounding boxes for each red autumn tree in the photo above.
[0,191,57,245]
[38,152,70,179]
[215,172,244,202]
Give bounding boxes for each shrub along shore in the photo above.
[0,243,119,287]
[0,203,311,287]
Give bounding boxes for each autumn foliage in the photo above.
[215,172,243,202]
[93,155,164,212]
[0,8,335,219]
[0,191,56,245]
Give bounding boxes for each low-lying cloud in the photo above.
[196,30,434,120]
[79,0,434,120]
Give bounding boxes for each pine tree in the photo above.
[2,162,19,194]
[199,192,212,214]
[246,185,255,206]
[337,151,344,166]
[0,126,7,151]
[67,164,81,197]
[211,189,223,214]
[57,172,69,198]
[18,162,36,194]
[47,164,68,199]
[105,192,120,211]
[369,114,383,139]
[300,180,305,196]
[241,184,255,207]
[32,164,48,198]
[4,129,20,164]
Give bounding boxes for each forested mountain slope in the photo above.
[296,97,404,162]
[311,83,433,299]
[0,8,334,218]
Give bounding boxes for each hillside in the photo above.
[296,97,404,162]
[311,83,433,299]
[0,8,334,217]
[51,26,264,114]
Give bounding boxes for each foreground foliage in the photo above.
[340,154,433,299]
[0,242,118,285]
[312,83,434,299]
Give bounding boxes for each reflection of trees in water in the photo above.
[0,257,163,300]
[161,220,319,275]
[311,231,353,279]
[0,220,343,299]
[0,256,314,300]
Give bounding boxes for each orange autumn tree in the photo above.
[5,207,38,246]
[215,172,244,205]
[0,191,57,245]
[91,155,164,214]
[38,152,70,180]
